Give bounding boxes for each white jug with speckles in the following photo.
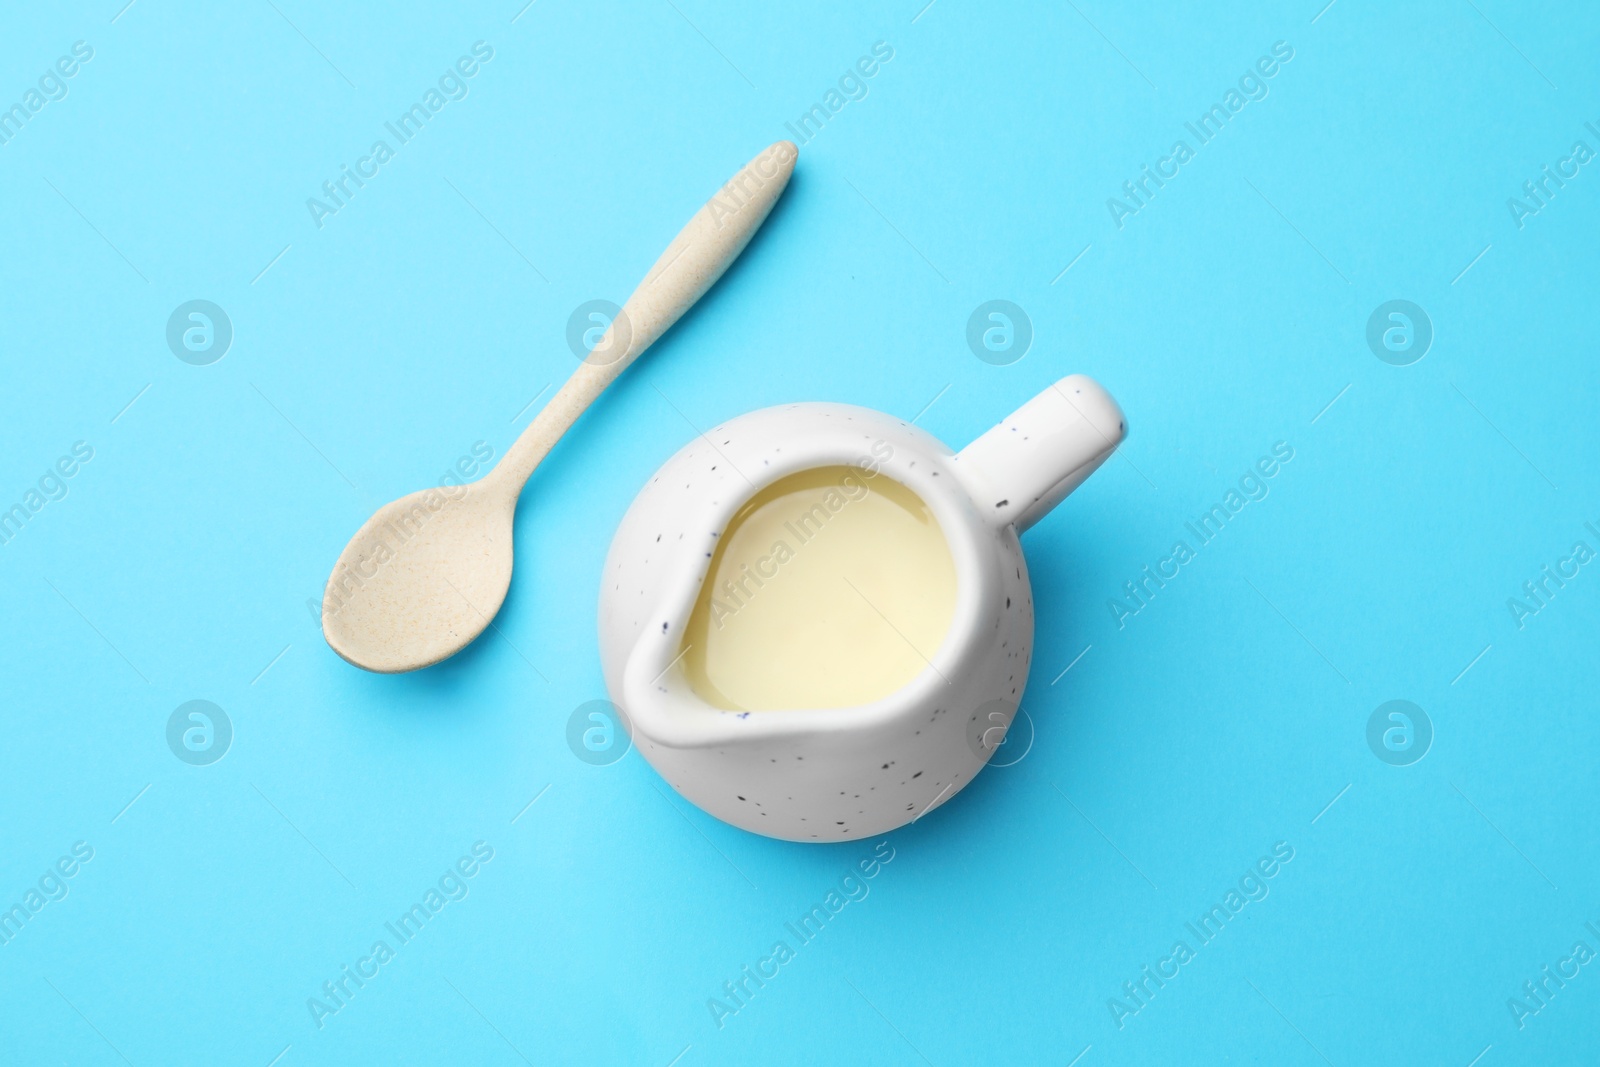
[599,374,1125,841]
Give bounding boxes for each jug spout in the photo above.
[951,374,1126,532]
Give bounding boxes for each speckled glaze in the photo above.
[599,374,1126,841]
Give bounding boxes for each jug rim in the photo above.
[617,411,999,749]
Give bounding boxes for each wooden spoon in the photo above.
[322,141,798,673]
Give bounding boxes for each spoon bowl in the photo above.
[323,479,516,673]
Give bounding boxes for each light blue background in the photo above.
[2,0,1597,1063]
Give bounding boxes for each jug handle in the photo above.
[950,374,1127,533]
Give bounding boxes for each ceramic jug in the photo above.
[598,374,1125,841]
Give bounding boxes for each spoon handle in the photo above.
[494,140,798,494]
